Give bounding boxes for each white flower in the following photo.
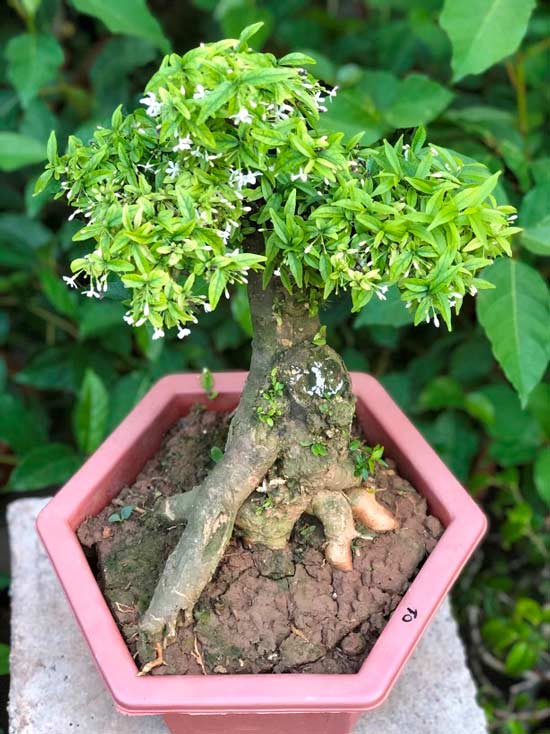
[173,135,192,152]
[469,286,478,296]
[83,288,100,299]
[508,214,518,222]
[152,328,165,340]
[203,303,212,313]
[430,171,445,178]
[139,162,157,173]
[177,327,191,339]
[166,161,180,179]
[327,85,338,99]
[313,91,327,112]
[230,107,253,124]
[63,275,78,289]
[139,91,162,117]
[229,169,262,190]
[291,168,308,182]
[123,312,134,325]
[68,208,82,222]
[218,223,233,244]
[143,302,150,317]
[193,84,207,100]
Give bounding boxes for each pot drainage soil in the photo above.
[78,406,442,675]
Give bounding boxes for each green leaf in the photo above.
[208,269,227,309]
[527,383,550,438]
[197,80,234,124]
[210,446,224,463]
[520,184,550,255]
[0,394,48,455]
[5,33,64,107]
[0,133,45,171]
[73,369,109,454]
[278,52,316,67]
[69,0,170,52]
[107,372,150,431]
[419,411,479,481]
[90,36,157,113]
[419,376,465,410]
[0,643,9,675]
[504,640,539,676]
[237,21,265,48]
[354,287,413,328]
[320,71,393,144]
[384,75,453,128]
[79,299,126,338]
[440,0,536,81]
[39,271,78,318]
[534,447,550,507]
[8,444,82,491]
[478,384,542,466]
[477,260,550,406]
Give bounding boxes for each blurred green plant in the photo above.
[0,1,549,731]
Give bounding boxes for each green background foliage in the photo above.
[0,1,548,731]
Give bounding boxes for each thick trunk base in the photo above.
[140,275,397,645]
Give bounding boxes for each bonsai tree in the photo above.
[37,24,517,650]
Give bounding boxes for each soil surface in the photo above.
[78,406,443,675]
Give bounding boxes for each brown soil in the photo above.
[78,406,442,675]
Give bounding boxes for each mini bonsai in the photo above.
[37,24,517,661]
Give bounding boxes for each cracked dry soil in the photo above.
[78,406,442,675]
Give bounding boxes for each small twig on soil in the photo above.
[290,625,309,642]
[191,635,207,675]
[115,602,136,614]
[137,642,165,676]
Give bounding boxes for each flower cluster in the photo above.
[36,22,517,336]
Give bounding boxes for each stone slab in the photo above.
[8,498,487,733]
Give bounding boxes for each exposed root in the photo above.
[137,642,165,676]
[310,490,357,571]
[234,481,310,549]
[191,635,207,675]
[346,486,399,532]
[155,489,197,524]
[140,430,278,643]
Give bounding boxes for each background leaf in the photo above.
[534,447,550,507]
[0,133,45,171]
[477,259,550,405]
[384,74,454,128]
[440,0,536,81]
[5,33,64,108]
[70,0,170,52]
[73,369,109,454]
[8,444,82,491]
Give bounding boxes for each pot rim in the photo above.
[36,371,486,715]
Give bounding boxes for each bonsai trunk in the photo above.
[140,270,397,644]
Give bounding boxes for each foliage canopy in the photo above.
[40,24,516,337]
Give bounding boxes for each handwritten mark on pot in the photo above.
[402,607,418,623]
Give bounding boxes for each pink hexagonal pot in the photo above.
[36,371,486,734]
